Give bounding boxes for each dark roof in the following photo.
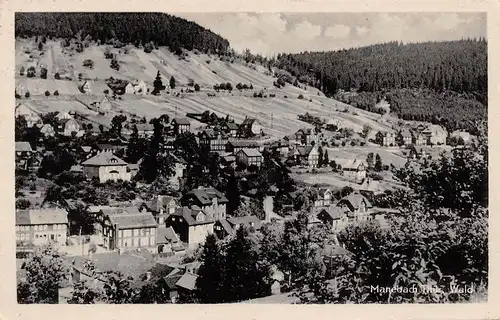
[295,146,313,156]
[217,219,234,235]
[399,130,413,138]
[15,209,31,225]
[227,215,262,230]
[318,188,331,197]
[163,274,183,290]
[171,207,214,226]
[172,118,191,125]
[185,187,229,205]
[156,226,179,244]
[81,152,128,167]
[227,139,260,148]
[318,206,345,220]
[96,144,126,151]
[226,122,239,130]
[338,192,372,210]
[236,148,262,158]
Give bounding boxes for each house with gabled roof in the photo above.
[413,132,427,146]
[171,118,191,135]
[337,192,373,222]
[198,129,228,153]
[308,145,320,168]
[181,187,228,221]
[16,208,69,247]
[81,151,131,183]
[314,188,333,207]
[226,139,260,154]
[125,82,136,94]
[40,123,56,137]
[15,141,34,171]
[341,159,367,181]
[56,118,81,137]
[165,207,214,249]
[314,206,349,232]
[235,148,263,168]
[220,121,239,137]
[359,178,383,198]
[156,226,181,254]
[136,123,155,138]
[376,131,396,147]
[397,129,413,146]
[100,206,158,252]
[238,117,263,138]
[421,124,448,145]
[214,215,262,239]
[142,195,179,225]
[15,102,42,127]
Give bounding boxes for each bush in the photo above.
[110,59,120,71]
[15,93,21,99]
[16,199,31,209]
[25,91,30,98]
[368,172,384,181]
[298,94,304,99]
[54,72,60,80]
[83,59,94,68]
[27,66,36,78]
[194,83,200,92]
[53,90,59,96]
[45,90,50,97]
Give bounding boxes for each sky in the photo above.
[178,12,487,56]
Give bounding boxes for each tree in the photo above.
[317,146,323,167]
[18,246,69,303]
[101,271,137,304]
[27,66,36,78]
[169,76,176,89]
[194,83,200,92]
[44,90,50,97]
[54,90,59,96]
[323,150,329,168]
[67,281,102,304]
[19,66,25,76]
[224,226,270,302]
[111,114,127,136]
[110,58,120,70]
[374,153,383,171]
[25,91,30,98]
[366,152,374,169]
[195,234,226,303]
[40,67,48,79]
[225,174,241,215]
[362,124,372,139]
[54,72,60,80]
[38,41,43,51]
[152,71,165,95]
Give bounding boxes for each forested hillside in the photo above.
[15,13,230,55]
[273,40,487,133]
[275,40,487,97]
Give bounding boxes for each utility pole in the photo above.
[175,105,178,117]
[80,226,84,256]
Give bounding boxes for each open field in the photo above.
[325,146,408,168]
[15,38,402,139]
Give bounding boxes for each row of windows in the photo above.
[16,224,66,231]
[118,228,156,238]
[121,236,155,247]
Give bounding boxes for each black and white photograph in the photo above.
[10,11,488,305]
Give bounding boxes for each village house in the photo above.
[81,151,131,183]
[181,187,228,221]
[413,132,427,146]
[221,155,237,169]
[16,208,69,247]
[56,118,81,137]
[315,206,349,232]
[295,128,313,146]
[226,139,260,154]
[156,226,182,254]
[314,188,333,207]
[397,129,413,146]
[144,195,179,225]
[15,102,42,127]
[125,82,136,94]
[337,192,374,222]
[220,122,239,137]
[100,206,158,252]
[266,139,290,158]
[40,123,56,137]
[171,118,191,135]
[341,159,367,181]
[79,81,92,94]
[289,145,314,165]
[15,141,33,171]
[198,129,229,153]
[359,178,383,199]
[136,123,155,138]
[96,144,127,154]
[375,131,396,147]
[165,207,215,249]
[99,96,112,112]
[421,124,448,145]
[134,80,149,95]
[235,148,263,168]
[214,215,262,240]
[307,145,320,168]
[238,117,263,138]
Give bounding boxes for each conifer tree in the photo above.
[152,71,164,95]
[195,234,226,303]
[323,150,329,167]
[375,153,383,172]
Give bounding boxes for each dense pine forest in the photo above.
[274,40,487,133]
[15,12,230,55]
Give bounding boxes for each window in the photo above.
[142,229,148,236]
